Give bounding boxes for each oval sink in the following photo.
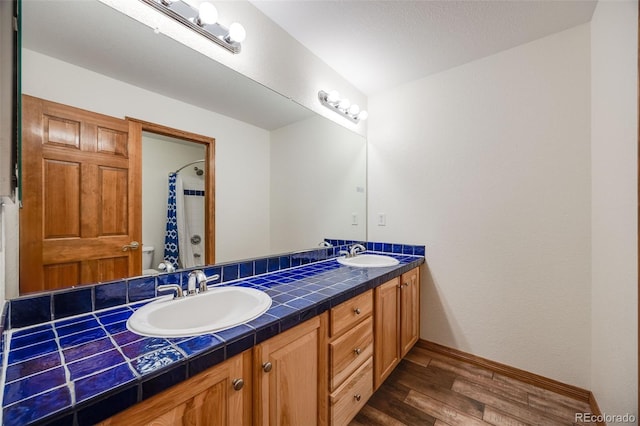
[337,254,400,268]
[127,286,271,338]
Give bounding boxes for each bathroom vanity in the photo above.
[1,243,424,425]
[97,268,420,426]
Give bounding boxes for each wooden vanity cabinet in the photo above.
[253,315,325,426]
[400,267,420,358]
[374,267,420,390]
[327,290,374,425]
[98,350,252,426]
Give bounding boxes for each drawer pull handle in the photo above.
[232,378,244,391]
[354,308,361,315]
[262,362,273,373]
[354,348,362,355]
[354,394,362,402]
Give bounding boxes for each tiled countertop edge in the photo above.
[2,254,425,425]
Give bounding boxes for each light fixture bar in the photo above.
[140,0,243,54]
[318,90,368,123]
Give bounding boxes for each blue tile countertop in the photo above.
[1,251,424,425]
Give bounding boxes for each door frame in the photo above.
[127,118,216,266]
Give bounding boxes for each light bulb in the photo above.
[357,110,369,121]
[338,98,350,110]
[197,2,218,26]
[326,90,340,104]
[227,23,246,43]
[348,104,360,116]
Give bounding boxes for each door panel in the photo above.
[20,95,140,294]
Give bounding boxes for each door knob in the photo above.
[354,348,362,355]
[354,308,361,315]
[122,241,140,251]
[354,394,362,402]
[262,362,273,373]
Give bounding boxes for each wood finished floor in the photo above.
[349,346,596,426]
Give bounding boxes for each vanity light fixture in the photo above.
[318,90,368,123]
[141,0,246,53]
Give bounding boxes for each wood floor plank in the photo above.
[493,374,591,412]
[354,346,596,426]
[404,390,492,426]
[395,359,457,390]
[483,406,530,426]
[393,370,485,419]
[404,347,432,367]
[527,394,591,423]
[349,405,411,426]
[429,357,494,381]
[451,371,530,405]
[365,377,437,425]
[452,378,573,426]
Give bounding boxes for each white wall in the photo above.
[590,0,638,417]
[18,49,271,270]
[368,25,592,387]
[270,116,367,253]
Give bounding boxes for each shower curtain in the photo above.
[163,173,179,268]
[163,172,204,269]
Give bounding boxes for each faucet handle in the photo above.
[199,273,221,292]
[157,284,183,299]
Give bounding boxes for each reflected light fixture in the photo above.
[318,90,368,123]
[142,0,246,53]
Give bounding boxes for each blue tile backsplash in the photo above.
[1,240,425,425]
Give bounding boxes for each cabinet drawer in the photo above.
[330,357,373,426]
[329,316,373,391]
[330,290,372,337]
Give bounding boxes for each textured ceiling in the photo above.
[250,0,597,95]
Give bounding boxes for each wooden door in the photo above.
[98,351,250,426]
[400,267,420,358]
[373,277,400,390]
[254,317,321,426]
[20,95,140,293]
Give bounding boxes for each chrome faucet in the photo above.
[350,244,366,257]
[187,270,207,295]
[318,241,333,248]
[158,261,176,273]
[187,270,221,294]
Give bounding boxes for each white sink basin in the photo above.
[127,286,271,338]
[337,254,400,268]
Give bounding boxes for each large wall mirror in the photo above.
[16,0,366,296]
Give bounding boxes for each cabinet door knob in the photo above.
[232,378,244,391]
[262,362,273,373]
[354,348,362,355]
[354,394,362,402]
[354,308,361,315]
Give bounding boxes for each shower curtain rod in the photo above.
[173,159,205,174]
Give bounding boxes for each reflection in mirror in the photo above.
[142,132,207,274]
[16,0,367,297]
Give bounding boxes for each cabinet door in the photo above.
[400,268,420,358]
[373,277,400,390]
[98,351,250,426]
[254,317,321,426]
